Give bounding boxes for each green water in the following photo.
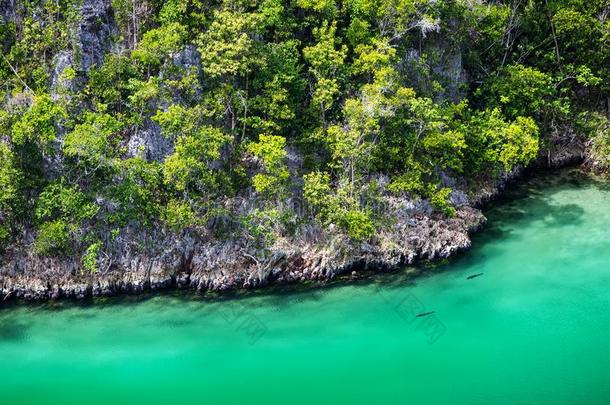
[1,170,609,404]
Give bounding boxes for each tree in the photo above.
[34,182,99,256]
[11,94,66,155]
[476,64,557,121]
[0,141,21,247]
[464,108,539,174]
[248,134,290,198]
[108,157,163,226]
[131,22,187,68]
[303,20,347,128]
[63,111,123,174]
[154,105,230,196]
[197,10,261,79]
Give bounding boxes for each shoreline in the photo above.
[0,147,588,303]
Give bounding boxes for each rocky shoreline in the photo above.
[0,205,486,301]
[0,140,588,302]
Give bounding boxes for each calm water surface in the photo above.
[1,170,609,404]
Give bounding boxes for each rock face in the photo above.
[0,0,15,23]
[126,119,174,161]
[169,45,203,80]
[49,0,118,99]
[400,31,467,102]
[125,45,205,162]
[50,51,79,100]
[76,0,118,72]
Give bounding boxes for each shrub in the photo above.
[11,94,66,152]
[303,171,332,215]
[248,135,290,198]
[34,220,71,255]
[82,241,102,274]
[430,187,456,217]
[162,199,199,231]
[339,209,375,241]
[35,183,98,223]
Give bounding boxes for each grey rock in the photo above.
[450,190,469,207]
[170,45,202,76]
[76,0,118,72]
[50,51,79,100]
[0,0,15,23]
[399,25,466,102]
[161,45,203,102]
[126,119,173,162]
[125,47,203,163]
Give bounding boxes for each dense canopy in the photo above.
[0,0,608,268]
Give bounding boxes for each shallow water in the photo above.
[1,170,609,404]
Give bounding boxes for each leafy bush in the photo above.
[241,208,284,247]
[11,94,66,152]
[82,241,102,274]
[35,183,98,224]
[108,158,163,226]
[34,183,98,256]
[162,199,199,231]
[34,220,71,256]
[430,187,456,217]
[132,23,187,67]
[338,209,375,241]
[63,111,123,171]
[248,135,290,198]
[303,171,332,216]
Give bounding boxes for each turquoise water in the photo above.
[1,170,609,404]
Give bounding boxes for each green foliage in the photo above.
[154,104,230,198]
[0,142,21,248]
[132,23,187,67]
[154,103,231,196]
[83,241,102,274]
[248,135,290,197]
[476,65,557,120]
[1,0,609,251]
[430,187,455,217]
[303,171,375,241]
[582,114,610,171]
[0,1,77,92]
[108,158,163,226]
[303,171,332,216]
[63,111,123,171]
[34,182,98,256]
[338,209,375,241]
[34,219,71,256]
[386,163,427,196]
[303,20,347,124]
[35,183,99,224]
[86,55,141,114]
[464,109,540,174]
[11,94,66,153]
[297,0,336,15]
[197,10,261,79]
[241,207,298,247]
[0,142,21,214]
[163,127,229,194]
[162,199,199,231]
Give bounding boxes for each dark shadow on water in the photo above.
[544,203,585,226]
[481,170,591,246]
[0,319,30,342]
